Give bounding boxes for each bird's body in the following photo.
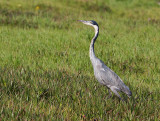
[78,20,132,100]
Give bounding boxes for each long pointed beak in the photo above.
[77,20,87,23]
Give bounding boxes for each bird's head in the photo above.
[78,20,98,27]
[78,20,99,32]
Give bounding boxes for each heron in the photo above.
[78,20,132,100]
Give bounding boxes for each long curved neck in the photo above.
[90,25,99,63]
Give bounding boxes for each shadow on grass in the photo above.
[0,6,68,29]
[0,8,38,29]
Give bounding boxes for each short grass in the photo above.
[0,0,160,120]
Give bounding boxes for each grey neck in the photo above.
[89,25,99,64]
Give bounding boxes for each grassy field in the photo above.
[0,0,160,120]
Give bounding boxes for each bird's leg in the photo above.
[94,85,101,91]
[110,87,123,101]
[103,89,112,100]
[107,89,112,99]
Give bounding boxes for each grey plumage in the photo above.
[78,20,132,100]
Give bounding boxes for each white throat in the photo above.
[89,25,99,65]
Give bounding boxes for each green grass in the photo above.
[0,0,160,120]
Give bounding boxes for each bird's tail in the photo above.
[122,86,132,98]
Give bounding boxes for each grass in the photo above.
[0,0,160,120]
